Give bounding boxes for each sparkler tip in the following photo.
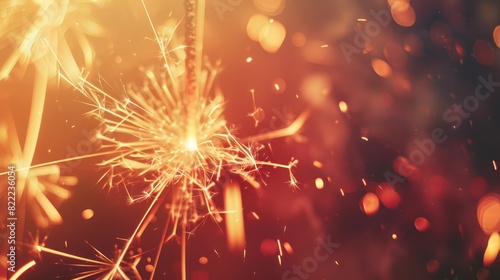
[186,137,198,151]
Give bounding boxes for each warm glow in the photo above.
[361,192,380,216]
[494,26,500,48]
[338,101,348,113]
[283,242,294,255]
[371,58,393,78]
[247,14,269,42]
[224,181,246,254]
[81,209,94,220]
[377,183,402,209]
[272,77,286,94]
[253,0,285,16]
[477,193,500,235]
[199,256,208,265]
[260,238,278,255]
[484,232,500,267]
[186,137,198,151]
[388,0,410,12]
[301,74,330,106]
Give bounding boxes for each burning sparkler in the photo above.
[58,52,300,280]
[1,0,310,278]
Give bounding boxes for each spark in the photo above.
[493,160,497,171]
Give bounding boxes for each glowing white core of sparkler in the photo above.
[186,137,198,151]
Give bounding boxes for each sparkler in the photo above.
[1,0,309,278]
[0,95,77,278]
[0,0,106,81]
[59,57,300,280]
[0,96,78,229]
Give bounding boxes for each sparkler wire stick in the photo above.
[184,0,200,151]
